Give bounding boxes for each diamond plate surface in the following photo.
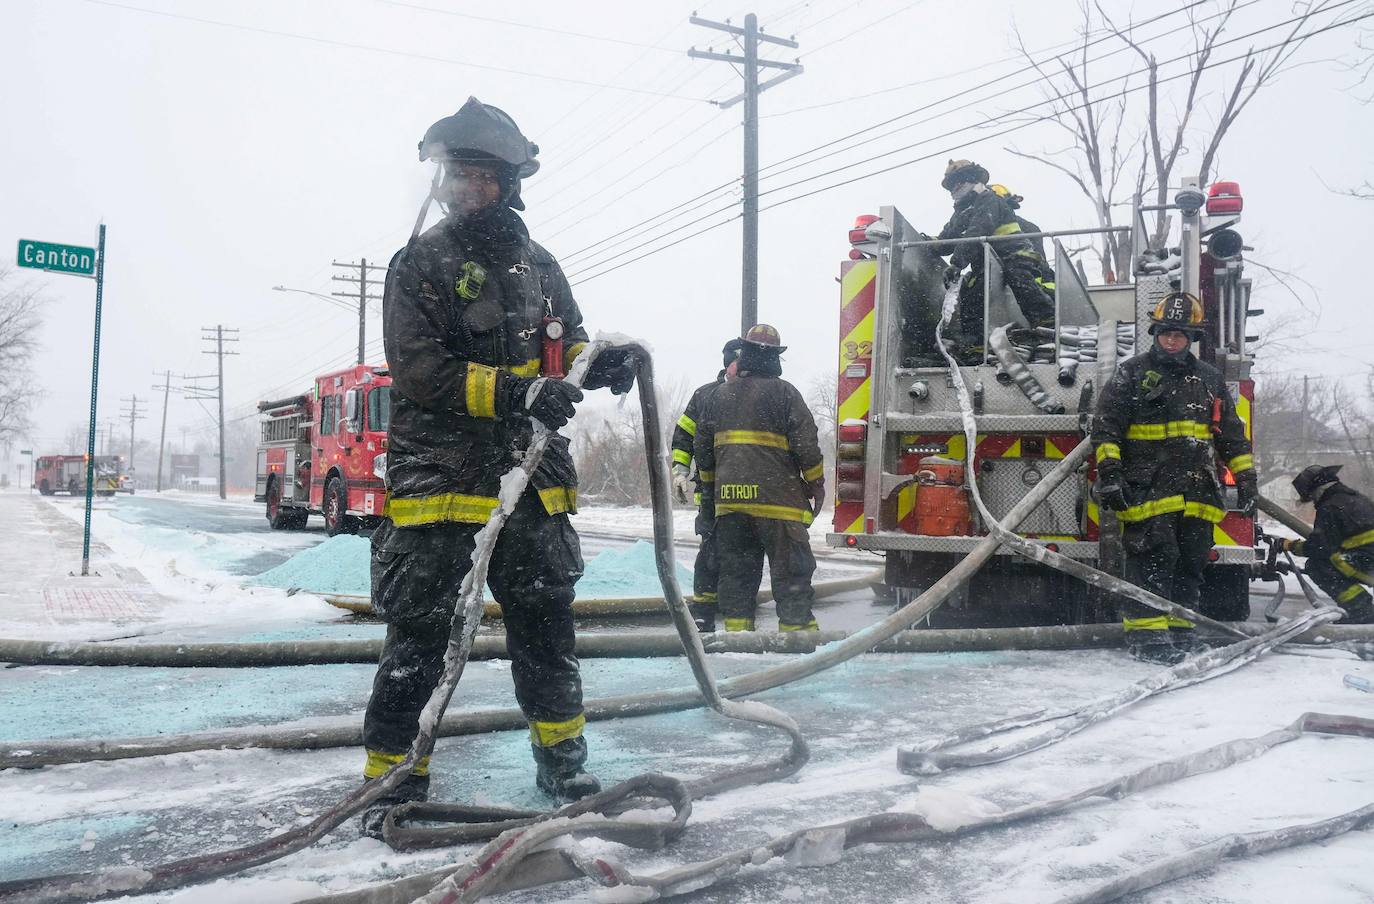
[976,458,1084,535]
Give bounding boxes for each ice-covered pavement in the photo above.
[2,489,1372,902]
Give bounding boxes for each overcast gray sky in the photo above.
[3,0,1370,457]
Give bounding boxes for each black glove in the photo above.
[942,265,962,289]
[584,345,640,395]
[1096,476,1128,513]
[504,375,583,430]
[1236,473,1258,516]
[807,479,826,518]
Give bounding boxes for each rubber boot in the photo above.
[1168,625,1207,657]
[1341,592,1374,625]
[532,736,601,803]
[359,772,429,841]
[1125,628,1186,666]
[778,618,820,632]
[689,601,716,634]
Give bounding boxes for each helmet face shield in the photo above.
[418,97,539,178]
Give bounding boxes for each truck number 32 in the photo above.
[842,340,873,361]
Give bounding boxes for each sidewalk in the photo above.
[0,490,171,639]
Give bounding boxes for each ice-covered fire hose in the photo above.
[3,336,1367,903]
[0,342,808,904]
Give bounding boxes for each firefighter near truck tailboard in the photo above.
[831,172,1269,641]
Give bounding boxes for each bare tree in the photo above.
[0,267,47,444]
[1008,1,1340,272]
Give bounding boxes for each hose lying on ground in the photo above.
[307,712,1374,904]
[322,568,881,618]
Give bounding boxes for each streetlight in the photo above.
[272,285,370,364]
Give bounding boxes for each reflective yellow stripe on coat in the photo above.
[384,493,500,526]
[1124,421,1212,441]
[1116,495,1225,524]
[717,502,814,525]
[1341,528,1374,550]
[715,430,789,450]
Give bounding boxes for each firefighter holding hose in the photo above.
[695,325,826,632]
[1092,293,1257,665]
[670,338,744,634]
[360,98,639,835]
[1271,465,1374,623]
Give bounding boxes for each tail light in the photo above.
[848,214,879,245]
[1206,181,1243,216]
[837,420,867,502]
[1045,543,1059,553]
[1208,549,1221,562]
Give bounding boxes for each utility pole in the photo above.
[152,370,177,492]
[332,259,385,364]
[119,395,147,476]
[186,326,239,500]
[689,13,803,333]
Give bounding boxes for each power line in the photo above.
[378,0,679,51]
[567,8,1371,285]
[554,0,1224,269]
[79,0,713,100]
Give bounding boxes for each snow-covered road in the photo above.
[1,490,1371,903]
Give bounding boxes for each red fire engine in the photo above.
[254,364,391,535]
[33,454,131,497]
[830,179,1260,626]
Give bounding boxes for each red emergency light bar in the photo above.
[1207,181,1243,216]
[848,214,879,245]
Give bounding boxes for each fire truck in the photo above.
[829,179,1259,627]
[254,364,390,535]
[34,454,131,496]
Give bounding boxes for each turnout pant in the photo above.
[1120,511,1214,630]
[362,489,587,776]
[715,513,818,631]
[1301,545,1374,621]
[692,503,720,611]
[956,255,1057,348]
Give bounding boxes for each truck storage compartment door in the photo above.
[975,455,1083,537]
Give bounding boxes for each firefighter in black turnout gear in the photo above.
[360,98,639,834]
[1092,293,1256,665]
[930,160,1056,360]
[696,325,826,632]
[1273,465,1374,623]
[670,338,744,633]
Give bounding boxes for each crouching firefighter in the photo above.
[670,338,744,633]
[1091,293,1257,665]
[930,159,1056,361]
[695,324,826,632]
[360,97,640,835]
[1271,465,1374,623]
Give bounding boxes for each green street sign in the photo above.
[17,239,97,276]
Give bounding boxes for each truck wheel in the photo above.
[39,480,52,496]
[1198,565,1251,622]
[266,477,299,531]
[323,475,358,536]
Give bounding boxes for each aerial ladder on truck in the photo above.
[829,179,1262,627]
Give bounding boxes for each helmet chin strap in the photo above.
[410,164,444,240]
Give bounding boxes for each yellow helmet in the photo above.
[1148,292,1205,335]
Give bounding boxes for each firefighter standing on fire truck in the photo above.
[1272,465,1374,623]
[695,325,826,632]
[930,160,1056,359]
[670,338,744,634]
[1092,293,1257,665]
[360,97,639,834]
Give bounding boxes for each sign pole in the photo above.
[79,224,106,576]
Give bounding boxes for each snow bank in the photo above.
[248,536,692,599]
[246,535,372,595]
